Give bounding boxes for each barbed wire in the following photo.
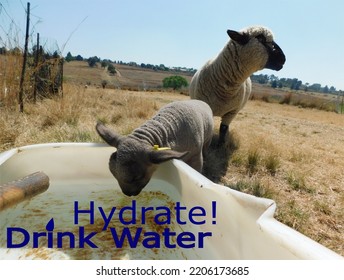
[0,2,61,54]
[0,2,24,49]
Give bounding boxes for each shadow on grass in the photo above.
[202,131,239,183]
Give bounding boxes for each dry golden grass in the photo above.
[220,101,344,255]
[0,84,185,150]
[0,84,343,256]
[0,54,24,108]
[252,83,339,112]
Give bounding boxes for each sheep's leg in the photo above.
[218,111,237,146]
[218,123,229,146]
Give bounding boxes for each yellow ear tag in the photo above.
[153,145,171,151]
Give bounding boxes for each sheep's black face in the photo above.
[264,41,286,71]
[253,33,286,71]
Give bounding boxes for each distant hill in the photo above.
[63,61,193,90]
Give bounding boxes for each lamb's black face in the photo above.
[108,151,152,197]
[256,34,286,71]
[117,178,150,197]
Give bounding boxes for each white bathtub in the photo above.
[0,143,342,260]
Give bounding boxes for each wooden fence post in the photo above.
[60,58,64,98]
[33,32,39,103]
[18,2,30,112]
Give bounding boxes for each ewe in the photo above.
[96,100,213,196]
[189,26,286,145]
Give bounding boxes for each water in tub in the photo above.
[0,178,214,260]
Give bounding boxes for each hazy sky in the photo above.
[1,0,343,90]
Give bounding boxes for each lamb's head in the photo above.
[96,122,188,196]
[227,26,286,72]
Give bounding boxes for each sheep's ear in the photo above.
[149,150,189,165]
[96,122,123,147]
[227,30,249,45]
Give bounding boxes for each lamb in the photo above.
[189,26,286,145]
[96,99,214,196]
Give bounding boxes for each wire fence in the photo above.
[0,2,63,110]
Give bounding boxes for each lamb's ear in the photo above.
[96,122,123,147]
[149,150,189,164]
[227,30,249,45]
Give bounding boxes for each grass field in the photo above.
[1,82,343,256]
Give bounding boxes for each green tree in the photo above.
[75,54,83,61]
[323,85,329,93]
[107,64,116,75]
[101,60,108,68]
[162,75,188,90]
[309,83,322,92]
[87,56,99,67]
[0,47,7,55]
[65,51,74,62]
[271,80,277,88]
[52,50,60,59]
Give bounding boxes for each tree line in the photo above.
[251,74,341,94]
[0,46,61,60]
